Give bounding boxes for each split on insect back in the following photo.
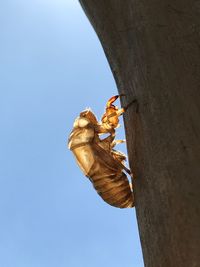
[68,95,137,208]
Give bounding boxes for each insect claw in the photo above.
[106,95,119,108]
[114,139,126,145]
[129,182,133,191]
[106,94,127,108]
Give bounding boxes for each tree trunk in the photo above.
[79,1,200,266]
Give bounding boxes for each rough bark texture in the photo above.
[79,1,200,266]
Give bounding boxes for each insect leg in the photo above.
[105,94,126,108]
[106,99,138,120]
[129,182,133,191]
[122,165,132,176]
[112,139,126,147]
[100,132,116,145]
[106,95,120,107]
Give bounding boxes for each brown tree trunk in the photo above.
[79,1,200,266]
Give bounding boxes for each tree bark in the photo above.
[79,1,200,266]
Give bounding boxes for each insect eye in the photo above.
[80,111,87,117]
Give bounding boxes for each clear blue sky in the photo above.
[0,0,144,266]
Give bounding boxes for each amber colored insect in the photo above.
[68,95,136,208]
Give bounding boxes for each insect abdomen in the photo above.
[89,171,134,208]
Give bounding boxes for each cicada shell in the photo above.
[68,96,135,208]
